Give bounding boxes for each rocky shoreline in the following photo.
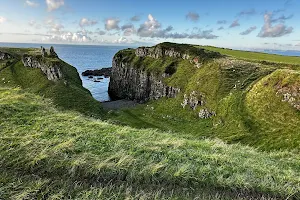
[82,67,111,78]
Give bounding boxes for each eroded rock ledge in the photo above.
[135,44,222,68]
[21,46,63,82]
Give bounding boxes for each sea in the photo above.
[0,43,131,102]
[1,42,300,102]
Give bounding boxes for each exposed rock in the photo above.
[181,91,205,110]
[108,56,180,102]
[276,85,300,110]
[41,46,48,57]
[49,46,58,58]
[82,67,112,77]
[22,55,62,81]
[135,45,221,68]
[198,109,216,119]
[0,51,12,60]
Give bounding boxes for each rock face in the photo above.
[181,91,206,110]
[22,55,62,81]
[0,51,12,60]
[108,55,180,102]
[109,43,220,109]
[135,45,221,68]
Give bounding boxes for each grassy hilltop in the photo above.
[108,42,300,151]
[1,43,300,199]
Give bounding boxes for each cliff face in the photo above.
[21,47,63,82]
[109,43,222,103]
[109,56,180,102]
[108,43,223,103]
[135,45,221,68]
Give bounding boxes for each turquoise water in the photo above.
[0,43,130,102]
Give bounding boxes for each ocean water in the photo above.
[1,42,300,102]
[0,43,129,102]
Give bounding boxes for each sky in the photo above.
[0,0,299,50]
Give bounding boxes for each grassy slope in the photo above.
[0,47,102,117]
[200,46,300,65]
[107,43,300,151]
[1,88,300,199]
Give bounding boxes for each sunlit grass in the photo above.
[1,88,300,199]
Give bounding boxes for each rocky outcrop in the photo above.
[181,91,206,110]
[108,56,180,102]
[181,91,215,119]
[21,46,63,82]
[0,51,12,60]
[198,109,216,119]
[276,84,300,110]
[82,67,111,77]
[22,55,62,81]
[135,45,221,68]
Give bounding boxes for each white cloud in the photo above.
[26,0,39,7]
[46,0,64,11]
[43,31,92,43]
[113,37,133,44]
[121,24,135,36]
[229,20,240,28]
[258,12,293,38]
[28,20,36,26]
[0,16,6,24]
[44,18,64,34]
[79,18,98,27]
[137,14,218,39]
[240,26,257,35]
[137,14,162,37]
[186,12,200,22]
[50,23,64,34]
[105,18,120,31]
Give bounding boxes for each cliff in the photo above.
[22,55,63,81]
[109,53,180,102]
[21,46,63,82]
[109,43,221,103]
[0,46,102,116]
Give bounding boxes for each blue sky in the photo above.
[0,0,299,50]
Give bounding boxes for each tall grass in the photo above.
[1,88,300,199]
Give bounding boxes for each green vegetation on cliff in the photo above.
[108,42,300,152]
[0,47,102,117]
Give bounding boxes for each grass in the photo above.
[0,47,102,117]
[107,43,300,152]
[199,46,300,65]
[1,87,300,199]
[1,43,300,199]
